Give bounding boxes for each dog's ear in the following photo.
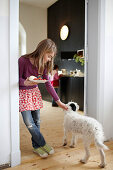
[69,103,76,111]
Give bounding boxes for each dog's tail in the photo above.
[95,135,109,150]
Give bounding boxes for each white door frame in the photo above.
[84,0,88,115]
[9,0,21,167]
[10,0,104,166]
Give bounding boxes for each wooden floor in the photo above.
[7,101,113,170]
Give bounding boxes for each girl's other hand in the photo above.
[56,100,68,110]
[24,77,38,86]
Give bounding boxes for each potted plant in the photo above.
[73,49,84,66]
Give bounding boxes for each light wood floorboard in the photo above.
[7,101,113,170]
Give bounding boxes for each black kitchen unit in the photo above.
[59,76,84,111]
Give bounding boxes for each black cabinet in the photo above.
[59,76,84,110]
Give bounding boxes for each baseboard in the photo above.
[10,150,21,167]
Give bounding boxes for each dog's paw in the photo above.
[80,159,87,164]
[99,163,106,168]
[70,145,75,148]
[63,143,67,146]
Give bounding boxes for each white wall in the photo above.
[0,0,20,167]
[0,0,10,164]
[87,0,113,140]
[19,3,47,54]
[19,22,26,56]
[103,0,113,139]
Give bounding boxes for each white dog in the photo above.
[63,102,108,168]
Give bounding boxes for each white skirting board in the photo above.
[10,150,21,167]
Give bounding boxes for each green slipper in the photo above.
[41,144,54,155]
[33,147,48,158]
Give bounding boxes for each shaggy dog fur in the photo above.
[63,102,109,168]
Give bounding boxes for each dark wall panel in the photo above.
[48,0,85,66]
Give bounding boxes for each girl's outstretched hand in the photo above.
[56,100,68,110]
[24,77,38,86]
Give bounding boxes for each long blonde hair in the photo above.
[24,39,57,75]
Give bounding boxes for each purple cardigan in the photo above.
[18,56,59,101]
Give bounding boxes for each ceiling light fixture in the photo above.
[60,25,69,40]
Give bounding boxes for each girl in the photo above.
[19,39,68,158]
